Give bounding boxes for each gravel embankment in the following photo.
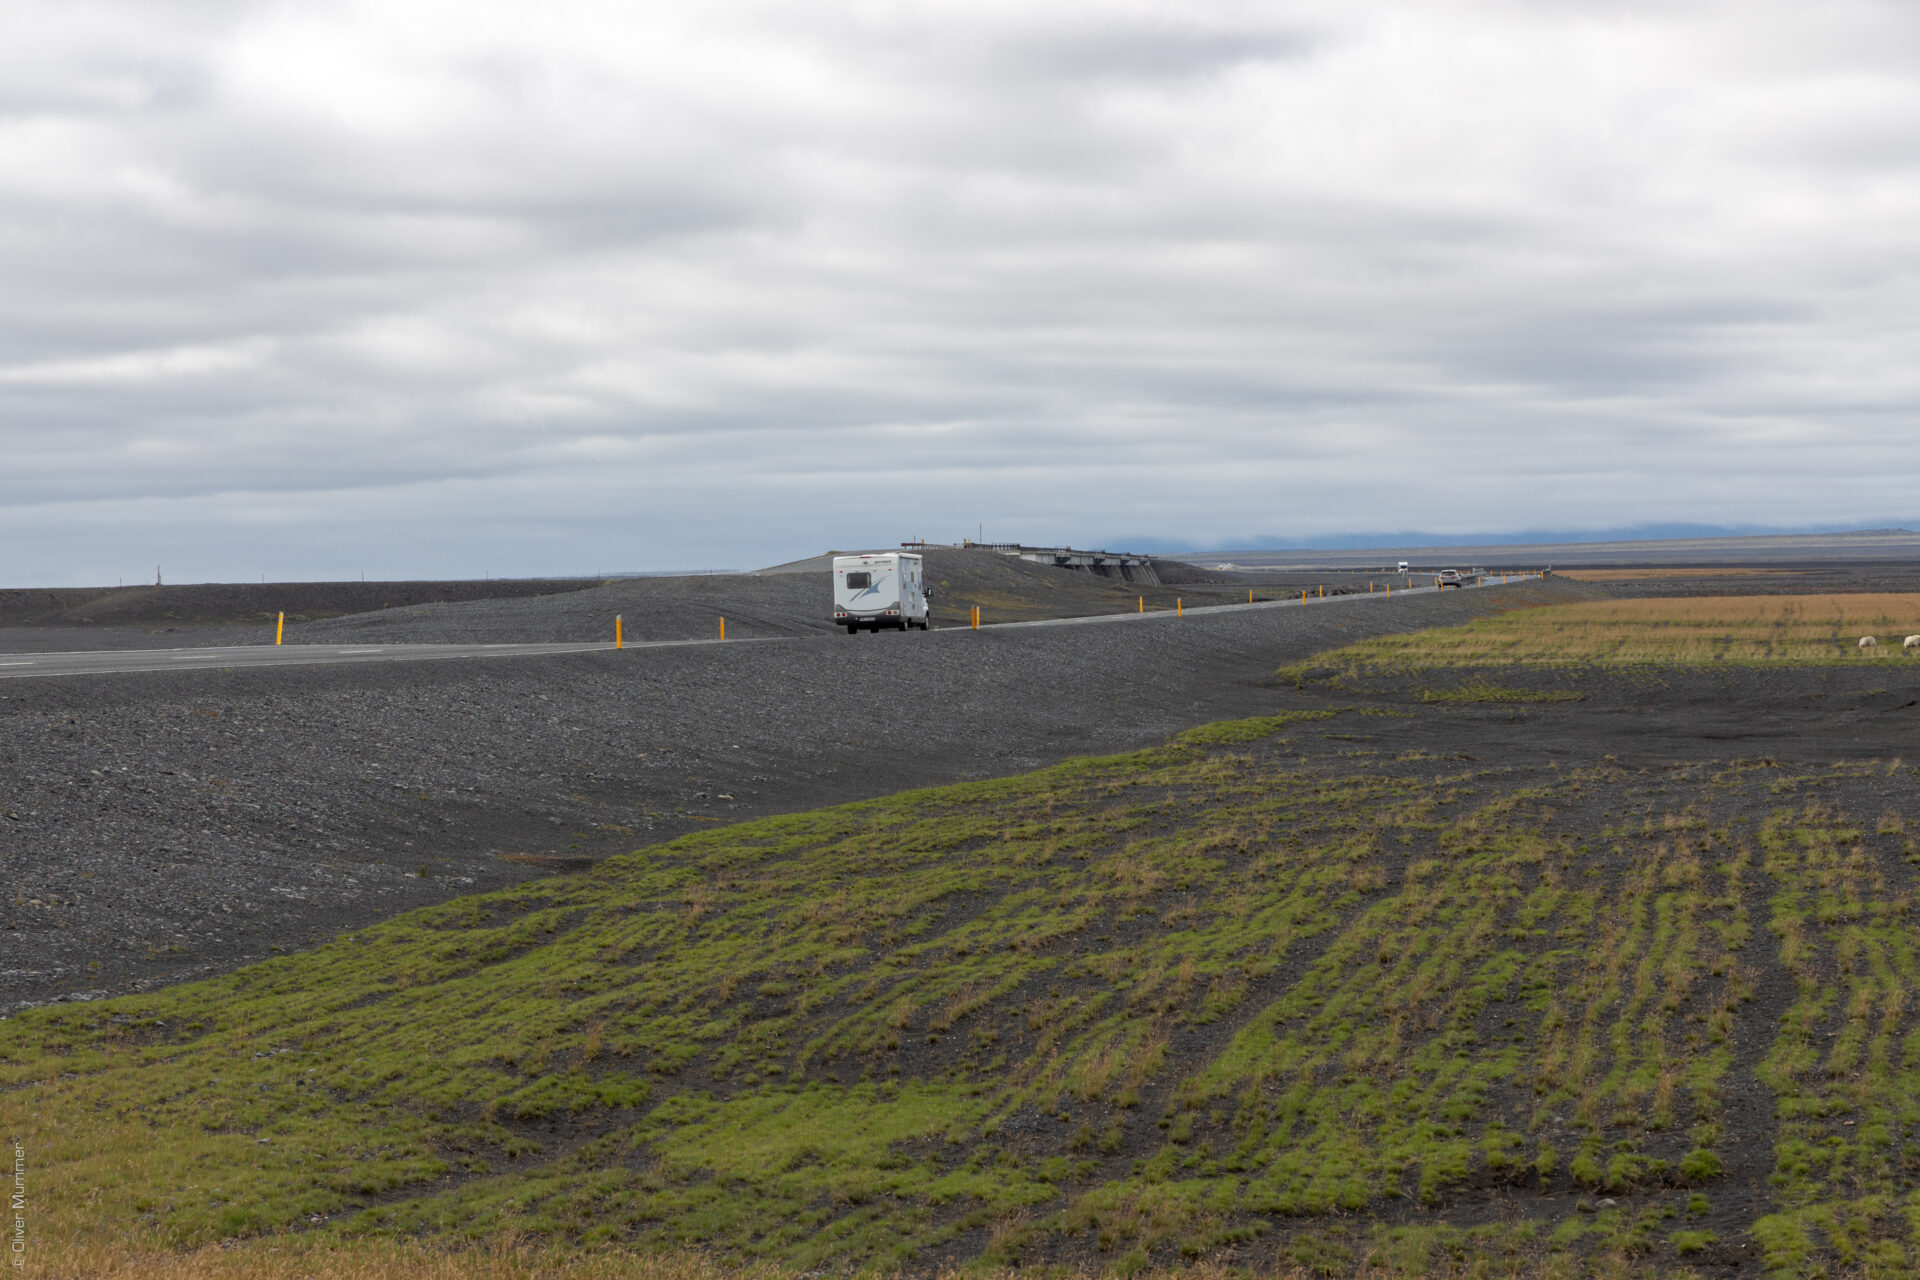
[2,578,1589,1012]
[287,571,831,645]
[0,577,603,628]
[0,577,609,653]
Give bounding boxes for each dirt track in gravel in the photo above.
[2,576,1579,1012]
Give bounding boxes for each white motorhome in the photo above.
[832,553,929,633]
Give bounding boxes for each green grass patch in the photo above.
[1172,710,1334,745]
[1418,682,1586,704]
[1749,801,1920,1276]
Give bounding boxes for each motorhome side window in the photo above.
[845,571,871,588]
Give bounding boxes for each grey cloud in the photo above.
[946,16,1324,84]
[5,1,1920,584]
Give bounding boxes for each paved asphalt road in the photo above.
[0,640,621,679]
[0,575,1533,679]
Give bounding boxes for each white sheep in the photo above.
[1905,635,1920,651]
[1859,636,1879,650]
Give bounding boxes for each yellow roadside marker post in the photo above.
[1177,599,1183,616]
[719,617,726,640]
[1319,585,1324,598]
[1248,588,1253,603]
[615,616,623,650]
[275,612,284,645]
[1138,596,1143,613]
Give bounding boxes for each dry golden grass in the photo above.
[1557,568,1795,582]
[31,1234,1679,1280]
[34,1235,757,1280]
[1313,593,1920,667]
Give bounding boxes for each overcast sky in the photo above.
[6,0,1919,583]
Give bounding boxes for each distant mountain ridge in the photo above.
[1153,528,1920,569]
[1117,523,1920,555]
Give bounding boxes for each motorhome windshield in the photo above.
[845,571,871,589]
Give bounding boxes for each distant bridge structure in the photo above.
[902,540,1164,585]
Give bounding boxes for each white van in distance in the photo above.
[832,553,929,633]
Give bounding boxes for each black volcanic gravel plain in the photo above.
[2,575,1582,1012]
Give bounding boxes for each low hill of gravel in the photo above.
[0,577,603,631]
[288,571,825,645]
